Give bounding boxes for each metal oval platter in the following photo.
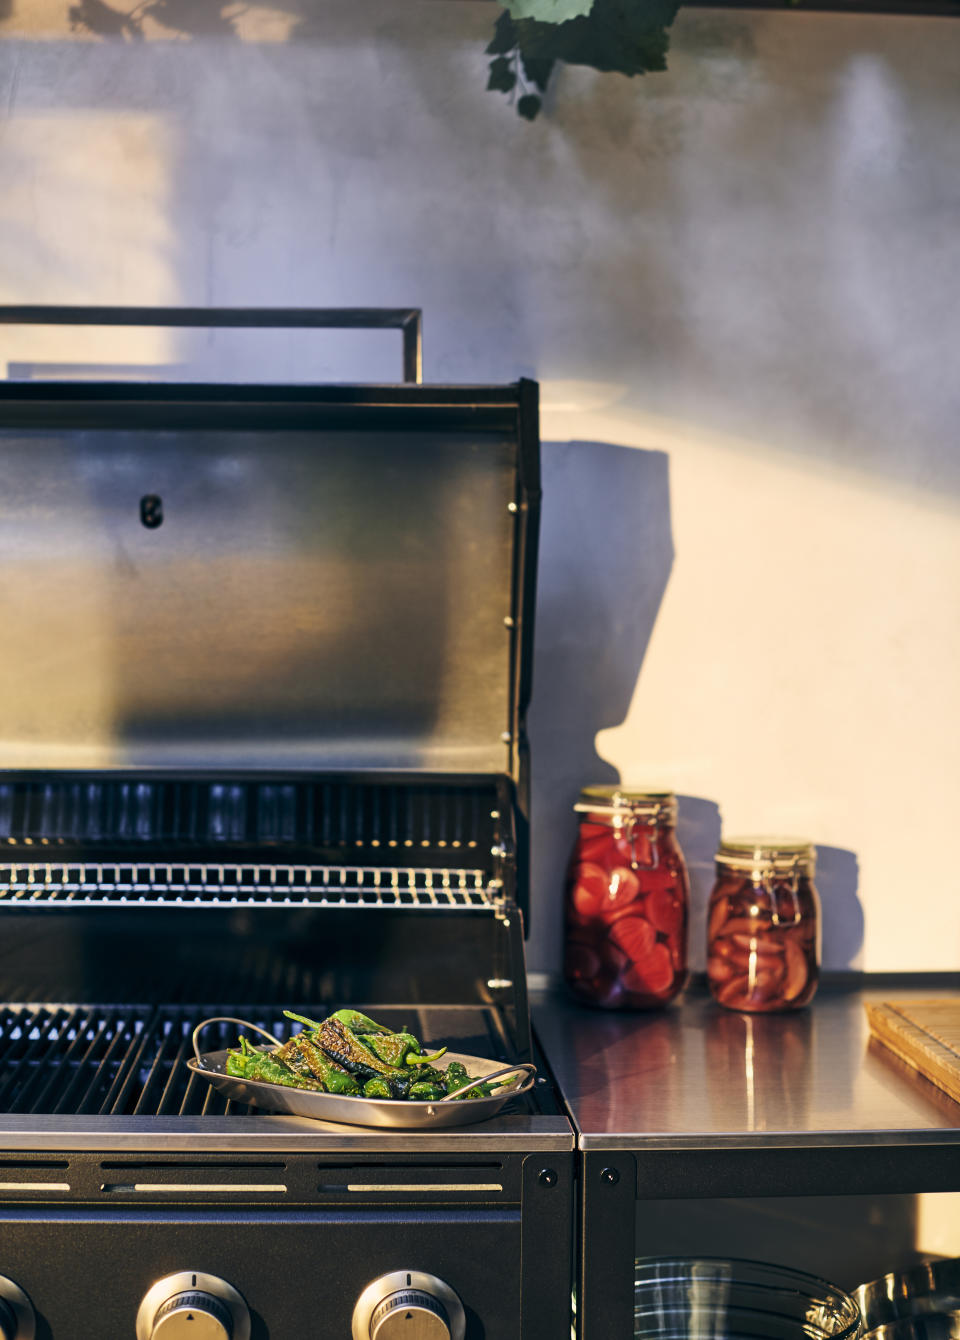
[187,1048,537,1130]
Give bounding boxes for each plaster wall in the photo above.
[1,0,958,974]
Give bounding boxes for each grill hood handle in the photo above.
[0,304,423,384]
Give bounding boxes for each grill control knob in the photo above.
[153,1292,232,1339]
[353,1272,465,1340]
[0,1278,34,1340]
[136,1273,249,1340]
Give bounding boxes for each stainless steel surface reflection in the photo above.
[856,1260,960,1331]
[531,983,960,1149]
[0,426,516,771]
[633,1258,860,1340]
[866,1317,960,1340]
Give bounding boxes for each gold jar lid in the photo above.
[716,836,816,876]
[574,785,677,824]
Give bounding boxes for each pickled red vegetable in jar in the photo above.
[706,838,820,1013]
[563,787,689,1009]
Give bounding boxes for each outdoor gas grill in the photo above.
[0,308,574,1340]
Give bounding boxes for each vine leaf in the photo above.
[485,0,681,118]
[520,53,556,92]
[486,12,519,54]
[504,0,594,19]
[512,0,680,77]
[487,54,518,92]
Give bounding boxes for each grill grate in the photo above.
[0,863,496,908]
[0,1004,527,1117]
[0,1005,152,1115]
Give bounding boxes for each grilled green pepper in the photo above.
[230,1038,320,1090]
[317,1018,410,1079]
[408,1081,444,1102]
[331,1009,392,1034]
[277,1035,360,1095]
[362,1077,395,1099]
[363,1031,448,1068]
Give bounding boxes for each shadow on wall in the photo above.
[67,0,237,38]
[527,440,673,973]
[676,793,722,974]
[817,844,864,970]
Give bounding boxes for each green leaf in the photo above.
[505,0,594,19]
[486,11,519,55]
[520,53,556,92]
[517,94,542,120]
[487,55,518,93]
[513,0,680,78]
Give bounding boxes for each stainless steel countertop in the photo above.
[0,1112,575,1152]
[532,981,960,1151]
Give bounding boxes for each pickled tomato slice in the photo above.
[645,886,683,937]
[569,862,609,919]
[600,865,642,919]
[707,954,736,983]
[717,975,749,1007]
[609,914,656,963]
[622,942,674,996]
[782,936,809,1000]
[730,932,784,955]
[578,833,615,864]
[707,897,730,941]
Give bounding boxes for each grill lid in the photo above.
[0,383,539,778]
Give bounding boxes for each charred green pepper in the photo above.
[362,1077,395,1099]
[408,1081,444,1102]
[228,1039,320,1090]
[363,1031,448,1068]
[277,1035,360,1095]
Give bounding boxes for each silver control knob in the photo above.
[0,1278,34,1340]
[137,1273,249,1340]
[353,1272,465,1340]
[153,1291,232,1340]
[371,1288,448,1339]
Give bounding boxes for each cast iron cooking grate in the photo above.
[0,1004,152,1115]
[0,1004,532,1117]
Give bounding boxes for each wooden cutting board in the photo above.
[867,999,960,1106]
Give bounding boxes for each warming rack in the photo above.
[0,863,496,909]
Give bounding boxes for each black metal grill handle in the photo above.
[0,305,423,384]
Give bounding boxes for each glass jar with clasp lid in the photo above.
[707,837,821,1012]
[563,787,689,1009]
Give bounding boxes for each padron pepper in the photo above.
[227,1038,321,1090]
[362,1031,448,1068]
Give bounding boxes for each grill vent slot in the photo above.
[0,779,495,853]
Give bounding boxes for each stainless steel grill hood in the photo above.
[0,393,538,777]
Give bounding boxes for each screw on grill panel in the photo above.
[599,1167,620,1186]
[140,494,163,528]
[538,1168,558,1188]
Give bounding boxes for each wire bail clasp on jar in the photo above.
[715,840,815,928]
[572,788,678,872]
